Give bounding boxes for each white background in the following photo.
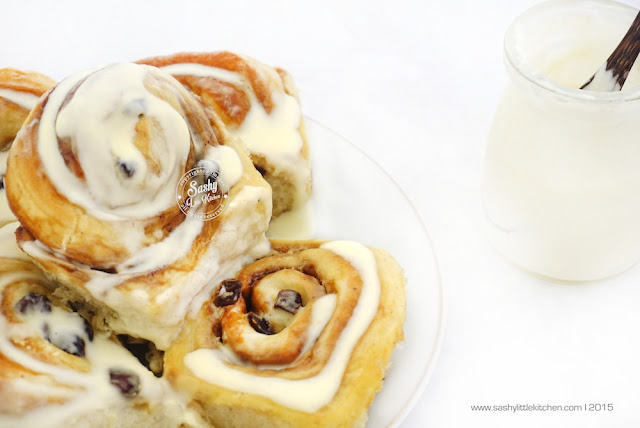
[3,0,640,427]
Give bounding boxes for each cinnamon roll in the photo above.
[0,68,55,225]
[5,63,272,349]
[137,52,311,217]
[0,223,202,427]
[164,239,406,427]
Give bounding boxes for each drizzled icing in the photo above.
[38,63,192,221]
[159,62,303,155]
[20,184,271,349]
[0,223,29,260]
[0,304,196,427]
[184,241,381,412]
[158,62,309,205]
[0,88,39,110]
[0,223,198,426]
[13,63,271,349]
[0,89,40,226]
[15,294,91,357]
[0,149,16,225]
[203,144,243,188]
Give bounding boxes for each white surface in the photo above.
[3,0,640,427]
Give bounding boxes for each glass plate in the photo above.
[304,118,445,427]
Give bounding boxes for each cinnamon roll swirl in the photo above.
[164,239,406,428]
[5,63,272,349]
[0,68,55,225]
[137,52,311,217]
[0,223,202,428]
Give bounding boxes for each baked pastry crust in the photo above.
[2,58,408,427]
[0,223,200,427]
[164,239,406,428]
[5,63,272,349]
[0,68,55,226]
[138,52,312,217]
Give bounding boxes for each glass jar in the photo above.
[482,0,640,281]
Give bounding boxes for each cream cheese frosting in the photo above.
[158,62,310,210]
[0,89,40,226]
[0,222,201,427]
[184,241,381,412]
[12,63,272,350]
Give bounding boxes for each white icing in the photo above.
[266,200,313,239]
[0,88,39,110]
[0,316,195,427]
[203,144,243,188]
[0,238,198,426]
[0,222,27,260]
[158,62,302,154]
[187,234,273,319]
[38,63,191,221]
[117,216,203,274]
[184,241,381,412]
[0,152,17,226]
[12,62,272,350]
[580,65,620,91]
[12,295,90,356]
[19,185,271,350]
[0,87,39,226]
[234,90,302,156]
[159,62,310,208]
[159,63,244,85]
[483,0,640,280]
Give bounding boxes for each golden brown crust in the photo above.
[139,52,280,119]
[165,239,406,427]
[0,68,55,148]
[138,52,311,217]
[0,68,56,95]
[6,73,222,267]
[0,224,203,426]
[5,64,273,350]
[0,255,87,415]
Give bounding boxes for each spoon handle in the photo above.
[581,10,640,91]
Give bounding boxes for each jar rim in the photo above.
[504,0,640,103]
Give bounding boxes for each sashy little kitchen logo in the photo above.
[176,162,229,221]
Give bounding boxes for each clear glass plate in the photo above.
[304,118,445,427]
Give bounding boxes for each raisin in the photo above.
[68,336,86,357]
[83,317,94,342]
[109,369,140,398]
[274,289,303,314]
[116,161,136,178]
[15,292,51,314]
[248,312,275,335]
[214,279,242,307]
[91,266,118,274]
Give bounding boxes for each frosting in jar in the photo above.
[184,240,381,412]
[483,0,640,280]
